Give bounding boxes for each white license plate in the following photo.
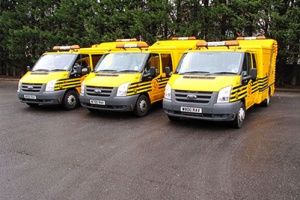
[180,106,202,113]
[24,95,36,99]
[90,100,105,105]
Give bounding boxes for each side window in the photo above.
[143,53,159,81]
[151,54,160,74]
[161,54,173,73]
[75,54,90,69]
[72,54,89,77]
[145,53,160,75]
[252,53,257,69]
[76,54,89,68]
[79,54,90,75]
[91,55,103,68]
[242,53,252,76]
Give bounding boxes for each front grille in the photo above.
[19,98,54,103]
[86,86,113,97]
[82,103,127,110]
[21,83,43,92]
[174,90,213,104]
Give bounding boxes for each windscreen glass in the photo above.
[94,53,149,73]
[175,52,243,74]
[32,54,77,72]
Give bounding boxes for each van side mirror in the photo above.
[165,66,171,77]
[72,64,82,76]
[242,68,257,83]
[76,65,82,74]
[150,66,156,77]
[250,68,257,80]
[27,66,31,72]
[82,66,91,75]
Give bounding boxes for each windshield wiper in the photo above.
[51,69,67,71]
[212,72,236,75]
[33,69,49,72]
[95,69,117,72]
[118,70,139,72]
[180,71,210,74]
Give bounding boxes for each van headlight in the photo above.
[217,86,232,103]
[45,80,57,92]
[117,82,130,97]
[80,82,85,96]
[164,83,171,100]
[17,80,22,92]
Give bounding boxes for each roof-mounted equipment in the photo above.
[236,36,266,40]
[116,43,149,49]
[53,45,80,51]
[115,38,137,42]
[196,41,239,49]
[172,36,197,40]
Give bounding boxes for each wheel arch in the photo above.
[62,88,79,101]
[143,92,152,109]
[133,93,151,117]
[62,88,80,110]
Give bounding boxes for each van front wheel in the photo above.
[63,90,79,110]
[134,94,150,117]
[232,101,246,128]
[261,92,270,107]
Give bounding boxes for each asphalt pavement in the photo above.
[1,79,300,200]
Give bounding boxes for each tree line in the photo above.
[0,0,299,85]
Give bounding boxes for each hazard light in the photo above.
[116,38,137,42]
[172,36,197,40]
[116,43,149,49]
[236,36,266,40]
[53,45,80,51]
[196,41,239,48]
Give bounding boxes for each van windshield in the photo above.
[94,53,149,73]
[175,52,243,74]
[32,54,77,72]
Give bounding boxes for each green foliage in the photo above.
[0,0,299,84]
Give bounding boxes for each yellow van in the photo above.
[17,40,138,109]
[80,37,204,116]
[163,36,278,128]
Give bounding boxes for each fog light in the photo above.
[130,104,134,110]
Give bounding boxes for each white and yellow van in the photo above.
[17,40,139,110]
[80,37,204,116]
[163,36,278,128]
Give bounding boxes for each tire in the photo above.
[63,90,79,110]
[134,94,150,117]
[261,92,270,107]
[26,103,39,107]
[168,115,180,122]
[232,101,246,128]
